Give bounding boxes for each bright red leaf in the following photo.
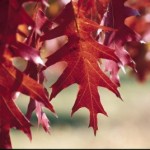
[0,0,145,148]
[42,1,121,134]
[0,90,31,149]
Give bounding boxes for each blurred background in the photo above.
[11,0,150,148]
[11,73,150,148]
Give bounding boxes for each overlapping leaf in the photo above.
[23,8,53,133]
[0,0,143,148]
[0,89,31,149]
[78,0,109,21]
[42,1,121,134]
[0,4,54,144]
[0,60,55,148]
[0,0,34,45]
[127,41,150,81]
[103,0,140,85]
[104,0,139,45]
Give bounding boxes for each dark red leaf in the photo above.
[0,60,55,148]
[127,41,150,81]
[103,0,140,85]
[0,0,34,44]
[11,42,44,65]
[0,89,31,149]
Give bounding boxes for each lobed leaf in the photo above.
[42,1,121,134]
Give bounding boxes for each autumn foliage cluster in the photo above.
[0,0,149,149]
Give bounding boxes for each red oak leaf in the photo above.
[26,99,51,133]
[0,61,54,109]
[0,60,55,148]
[103,0,140,85]
[42,2,121,134]
[23,9,52,132]
[0,0,53,149]
[0,89,31,149]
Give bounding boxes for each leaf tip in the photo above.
[88,124,98,136]
[104,111,108,117]
[25,129,32,141]
[71,109,75,117]
[117,93,123,101]
[94,129,97,136]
